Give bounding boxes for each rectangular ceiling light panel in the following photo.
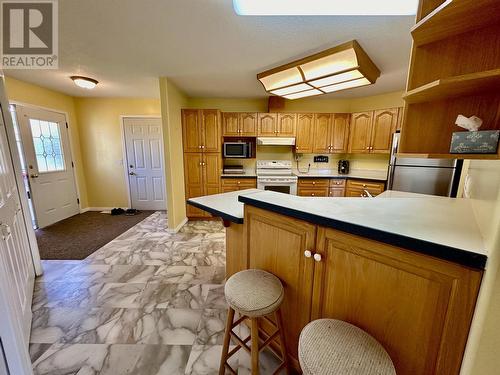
[257,40,380,100]
[234,0,418,16]
[321,77,371,93]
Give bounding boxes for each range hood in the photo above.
[257,137,296,146]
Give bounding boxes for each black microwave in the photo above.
[223,142,252,158]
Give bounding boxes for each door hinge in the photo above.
[71,161,74,168]
[66,122,68,129]
[77,198,80,204]
[27,191,31,200]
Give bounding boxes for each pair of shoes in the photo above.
[111,208,125,216]
[125,208,140,216]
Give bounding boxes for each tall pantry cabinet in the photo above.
[182,109,221,218]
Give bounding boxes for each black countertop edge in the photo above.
[221,175,257,178]
[296,175,387,182]
[238,195,486,270]
[186,200,243,224]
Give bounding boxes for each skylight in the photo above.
[233,0,418,16]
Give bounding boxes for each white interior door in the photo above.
[0,102,35,345]
[16,106,79,228]
[124,117,166,210]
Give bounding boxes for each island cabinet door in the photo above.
[244,206,316,365]
[312,227,482,375]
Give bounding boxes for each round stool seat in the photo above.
[224,269,284,318]
[299,319,396,375]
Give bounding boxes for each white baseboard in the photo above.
[167,217,188,233]
[83,207,128,212]
[80,207,90,213]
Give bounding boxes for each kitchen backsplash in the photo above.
[224,146,390,172]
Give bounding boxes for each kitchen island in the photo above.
[187,190,485,375]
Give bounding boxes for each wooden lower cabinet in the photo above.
[221,178,257,192]
[184,152,221,218]
[241,206,482,374]
[345,179,385,197]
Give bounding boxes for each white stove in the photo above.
[256,160,298,195]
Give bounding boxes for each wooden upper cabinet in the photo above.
[277,113,297,137]
[258,113,278,136]
[312,114,332,153]
[203,153,221,196]
[396,107,404,131]
[183,109,221,152]
[331,114,350,153]
[222,112,240,136]
[349,112,373,153]
[370,108,398,153]
[313,227,482,375]
[295,114,314,153]
[245,206,316,361]
[182,109,202,153]
[240,113,257,136]
[201,109,221,153]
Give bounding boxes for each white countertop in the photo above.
[187,189,260,222]
[293,168,388,181]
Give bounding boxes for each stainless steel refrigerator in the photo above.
[387,132,463,197]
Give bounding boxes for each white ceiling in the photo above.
[5,0,414,99]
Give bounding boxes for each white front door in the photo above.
[0,102,35,344]
[124,117,166,210]
[16,106,79,228]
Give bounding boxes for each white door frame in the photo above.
[1,99,43,276]
[120,115,167,210]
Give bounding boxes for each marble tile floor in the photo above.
[30,212,282,375]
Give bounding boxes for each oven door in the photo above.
[223,143,248,158]
[257,178,297,195]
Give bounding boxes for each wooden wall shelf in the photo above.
[412,0,500,46]
[403,69,500,104]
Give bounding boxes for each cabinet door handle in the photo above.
[312,181,316,185]
[313,253,322,262]
[304,250,312,258]
[237,181,240,184]
[199,145,202,149]
[201,145,205,149]
[311,193,315,196]
[199,162,202,166]
[202,162,206,166]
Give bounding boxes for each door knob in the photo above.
[129,171,136,176]
[304,250,312,258]
[313,253,322,262]
[30,174,39,178]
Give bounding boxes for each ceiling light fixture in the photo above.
[257,40,380,100]
[70,76,98,89]
[233,0,418,16]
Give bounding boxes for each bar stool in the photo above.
[298,319,396,375]
[219,269,289,375]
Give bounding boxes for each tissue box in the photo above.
[450,130,500,154]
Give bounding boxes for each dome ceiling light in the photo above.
[70,76,98,89]
[257,40,380,100]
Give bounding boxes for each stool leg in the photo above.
[275,308,290,374]
[219,307,235,375]
[251,317,260,375]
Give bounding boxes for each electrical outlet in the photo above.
[314,155,329,163]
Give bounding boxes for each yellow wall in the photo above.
[4,77,89,208]
[74,97,161,208]
[160,78,188,229]
[187,90,404,114]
